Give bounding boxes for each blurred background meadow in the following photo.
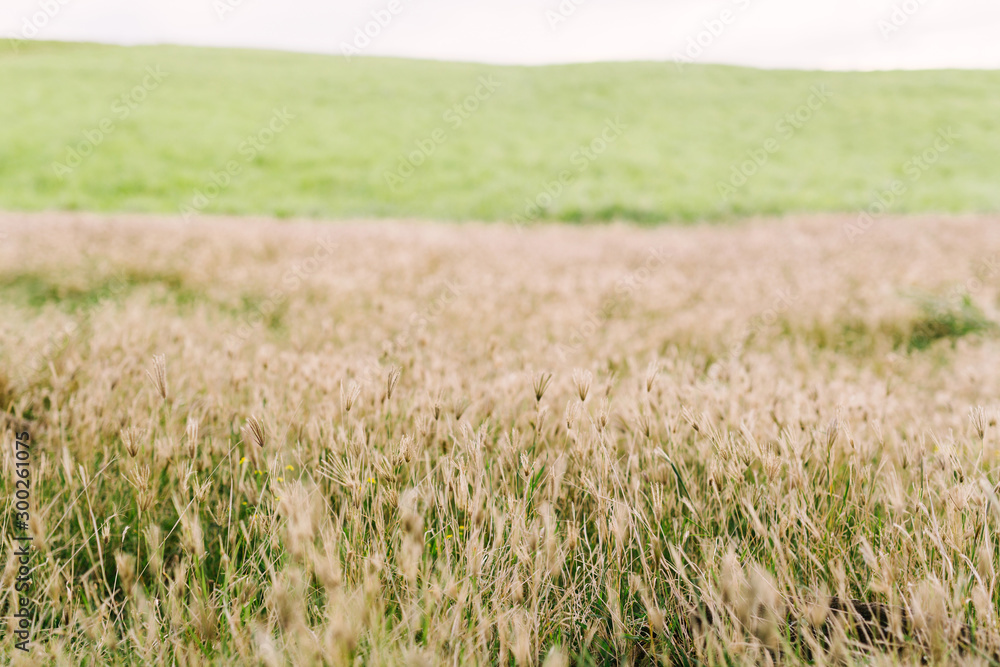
[1,41,999,222]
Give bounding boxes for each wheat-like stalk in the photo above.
[147,353,168,401]
[244,415,266,449]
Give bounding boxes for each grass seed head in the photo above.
[510,572,524,604]
[244,415,266,449]
[180,512,205,559]
[146,353,168,401]
[341,380,362,413]
[397,434,417,464]
[645,360,660,393]
[824,417,839,450]
[115,552,136,597]
[596,398,611,432]
[185,416,199,457]
[572,369,591,402]
[125,463,151,494]
[432,389,444,420]
[385,366,402,402]
[144,525,163,577]
[533,371,553,403]
[971,405,987,441]
[121,426,145,458]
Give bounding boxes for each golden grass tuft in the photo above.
[3,212,1000,664]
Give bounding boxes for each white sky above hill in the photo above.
[1,0,998,70]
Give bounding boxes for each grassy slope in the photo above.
[1,40,999,223]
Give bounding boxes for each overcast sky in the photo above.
[2,0,999,70]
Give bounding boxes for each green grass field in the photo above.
[2,40,999,223]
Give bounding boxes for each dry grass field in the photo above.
[5,212,1000,665]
